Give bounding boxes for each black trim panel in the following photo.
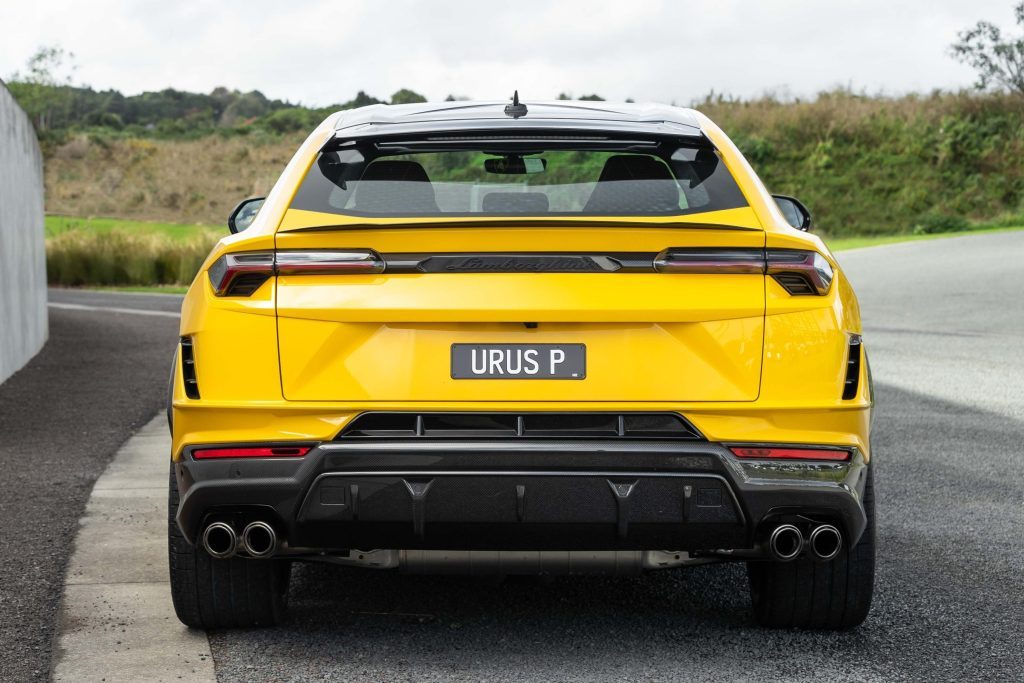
[174,440,869,554]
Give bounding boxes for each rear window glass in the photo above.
[290,140,748,217]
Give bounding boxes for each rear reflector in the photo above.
[729,446,850,461]
[209,249,384,296]
[192,446,312,459]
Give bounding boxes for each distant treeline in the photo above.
[6,80,608,141]
[4,81,443,139]
[14,78,1024,236]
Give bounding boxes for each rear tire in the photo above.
[747,464,876,630]
[168,464,290,628]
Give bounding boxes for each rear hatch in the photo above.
[273,123,765,403]
[275,224,765,402]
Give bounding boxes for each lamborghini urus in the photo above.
[168,97,874,630]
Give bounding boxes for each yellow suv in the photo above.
[168,97,874,630]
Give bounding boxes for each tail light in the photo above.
[208,252,275,296]
[654,248,833,295]
[208,249,384,296]
[730,446,850,461]
[654,248,765,274]
[275,250,386,275]
[192,445,313,459]
[766,249,833,295]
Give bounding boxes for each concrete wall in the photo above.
[0,80,47,384]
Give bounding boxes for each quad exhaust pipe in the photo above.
[768,524,804,561]
[201,521,238,559]
[241,521,278,558]
[201,521,279,559]
[808,524,842,562]
[767,523,843,562]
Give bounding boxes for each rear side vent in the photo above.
[772,273,816,295]
[337,412,704,440]
[180,337,200,399]
[842,335,862,400]
[225,272,272,296]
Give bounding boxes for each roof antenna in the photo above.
[504,90,528,119]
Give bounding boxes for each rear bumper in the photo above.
[174,439,869,555]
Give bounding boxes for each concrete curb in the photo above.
[50,416,216,682]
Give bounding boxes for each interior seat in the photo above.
[353,160,440,213]
[583,155,681,214]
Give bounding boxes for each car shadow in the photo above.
[208,383,1024,681]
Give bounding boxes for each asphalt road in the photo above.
[2,232,1022,681]
[0,289,181,683]
[207,232,1024,682]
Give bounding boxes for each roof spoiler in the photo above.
[281,219,760,233]
[320,122,712,154]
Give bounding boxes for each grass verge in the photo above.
[46,225,220,288]
[46,215,221,240]
[824,224,1024,252]
[44,216,1024,293]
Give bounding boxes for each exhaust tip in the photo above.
[808,524,842,562]
[768,524,804,562]
[202,521,237,559]
[241,521,277,558]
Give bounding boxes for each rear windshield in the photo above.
[290,138,748,217]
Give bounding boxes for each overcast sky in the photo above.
[0,0,1018,106]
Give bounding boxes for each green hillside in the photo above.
[10,75,1024,235]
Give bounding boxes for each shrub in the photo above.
[912,213,971,235]
[46,229,220,286]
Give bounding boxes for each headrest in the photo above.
[584,155,680,213]
[359,160,432,183]
[353,160,439,213]
[596,155,674,182]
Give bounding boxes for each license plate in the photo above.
[451,344,586,379]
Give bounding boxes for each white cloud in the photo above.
[0,0,1017,105]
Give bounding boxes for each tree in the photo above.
[218,90,272,127]
[390,88,427,104]
[341,90,384,109]
[951,3,1024,95]
[257,107,313,134]
[7,45,78,131]
[556,92,605,101]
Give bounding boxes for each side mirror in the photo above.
[772,194,812,231]
[227,197,266,234]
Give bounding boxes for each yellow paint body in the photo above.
[171,111,871,461]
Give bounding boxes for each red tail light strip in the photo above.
[765,249,834,295]
[208,248,833,296]
[209,249,384,296]
[192,445,312,459]
[275,250,386,275]
[208,252,275,296]
[654,248,765,274]
[654,248,834,295]
[730,446,850,461]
